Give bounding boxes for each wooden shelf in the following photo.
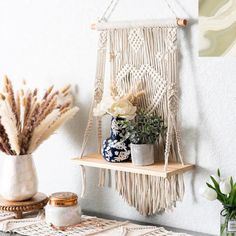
[72,153,194,178]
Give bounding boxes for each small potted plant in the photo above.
[118,111,165,166]
[201,169,236,236]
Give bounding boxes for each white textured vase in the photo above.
[0,154,38,201]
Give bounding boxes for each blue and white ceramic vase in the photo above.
[102,117,131,162]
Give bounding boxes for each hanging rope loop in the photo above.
[164,0,178,17]
[99,0,179,21]
[94,0,187,28]
[99,0,120,22]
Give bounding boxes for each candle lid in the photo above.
[49,192,78,207]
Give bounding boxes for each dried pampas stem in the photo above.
[61,85,71,95]
[0,94,20,155]
[28,109,60,153]
[4,76,18,123]
[43,85,54,100]
[0,122,13,155]
[16,91,21,127]
[36,106,79,148]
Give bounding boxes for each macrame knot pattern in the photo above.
[110,51,121,61]
[116,64,167,114]
[168,83,179,114]
[128,29,144,53]
[94,79,104,102]
[166,28,177,53]
[99,31,108,49]
[156,51,168,62]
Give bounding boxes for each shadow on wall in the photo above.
[61,81,107,202]
[62,82,97,153]
[174,0,202,203]
[182,20,223,203]
[179,16,202,202]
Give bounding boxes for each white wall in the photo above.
[0,0,236,235]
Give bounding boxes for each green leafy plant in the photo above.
[201,169,236,236]
[118,111,166,144]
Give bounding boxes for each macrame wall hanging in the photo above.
[76,0,193,216]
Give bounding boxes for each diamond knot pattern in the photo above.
[156,52,169,62]
[166,28,177,53]
[128,29,144,53]
[98,31,107,49]
[168,83,179,114]
[116,64,167,113]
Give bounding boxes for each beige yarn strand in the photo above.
[79,31,108,198]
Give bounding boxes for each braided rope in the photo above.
[99,0,120,22]
[79,31,108,199]
[164,0,178,17]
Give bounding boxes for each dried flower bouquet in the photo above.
[93,82,146,162]
[93,82,145,120]
[0,76,79,156]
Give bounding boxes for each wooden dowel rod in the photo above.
[91,23,96,30]
[176,18,188,27]
[91,18,188,30]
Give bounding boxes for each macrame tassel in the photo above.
[113,170,184,216]
[99,169,112,188]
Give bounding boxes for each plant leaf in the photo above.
[210,176,226,203]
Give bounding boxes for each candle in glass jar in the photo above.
[45,192,81,227]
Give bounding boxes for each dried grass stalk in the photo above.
[28,109,60,153]
[35,107,79,150]
[0,94,20,155]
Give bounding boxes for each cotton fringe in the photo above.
[80,21,185,215]
[115,172,185,215]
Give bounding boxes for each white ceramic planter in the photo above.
[130,144,154,166]
[0,154,38,201]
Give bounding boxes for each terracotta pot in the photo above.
[0,154,38,201]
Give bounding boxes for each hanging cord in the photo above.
[99,0,179,22]
[80,165,86,198]
[99,0,120,22]
[164,0,178,17]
